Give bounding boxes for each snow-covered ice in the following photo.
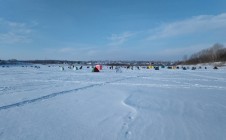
[0,65,226,140]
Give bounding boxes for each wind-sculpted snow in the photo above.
[0,65,226,140]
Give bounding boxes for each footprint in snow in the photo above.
[122,123,128,129]
[128,116,134,120]
[125,131,132,138]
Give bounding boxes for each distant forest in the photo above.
[183,43,226,64]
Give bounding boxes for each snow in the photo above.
[0,65,226,140]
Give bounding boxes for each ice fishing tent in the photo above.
[73,67,78,70]
[116,66,122,73]
[167,66,172,69]
[92,65,102,72]
[60,67,64,71]
[95,65,102,70]
[213,66,218,69]
[147,66,153,69]
[154,67,159,70]
[92,67,100,72]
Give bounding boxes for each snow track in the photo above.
[119,97,138,140]
[0,84,99,111]
[0,76,139,111]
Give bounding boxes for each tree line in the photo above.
[183,43,226,64]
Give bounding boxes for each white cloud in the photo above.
[148,13,226,40]
[0,18,35,44]
[107,32,135,46]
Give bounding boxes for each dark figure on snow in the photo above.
[213,66,218,69]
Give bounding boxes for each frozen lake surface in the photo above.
[0,65,226,140]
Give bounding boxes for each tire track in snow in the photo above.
[0,76,141,111]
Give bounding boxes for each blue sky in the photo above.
[0,0,226,60]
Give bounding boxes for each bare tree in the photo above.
[185,43,226,64]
